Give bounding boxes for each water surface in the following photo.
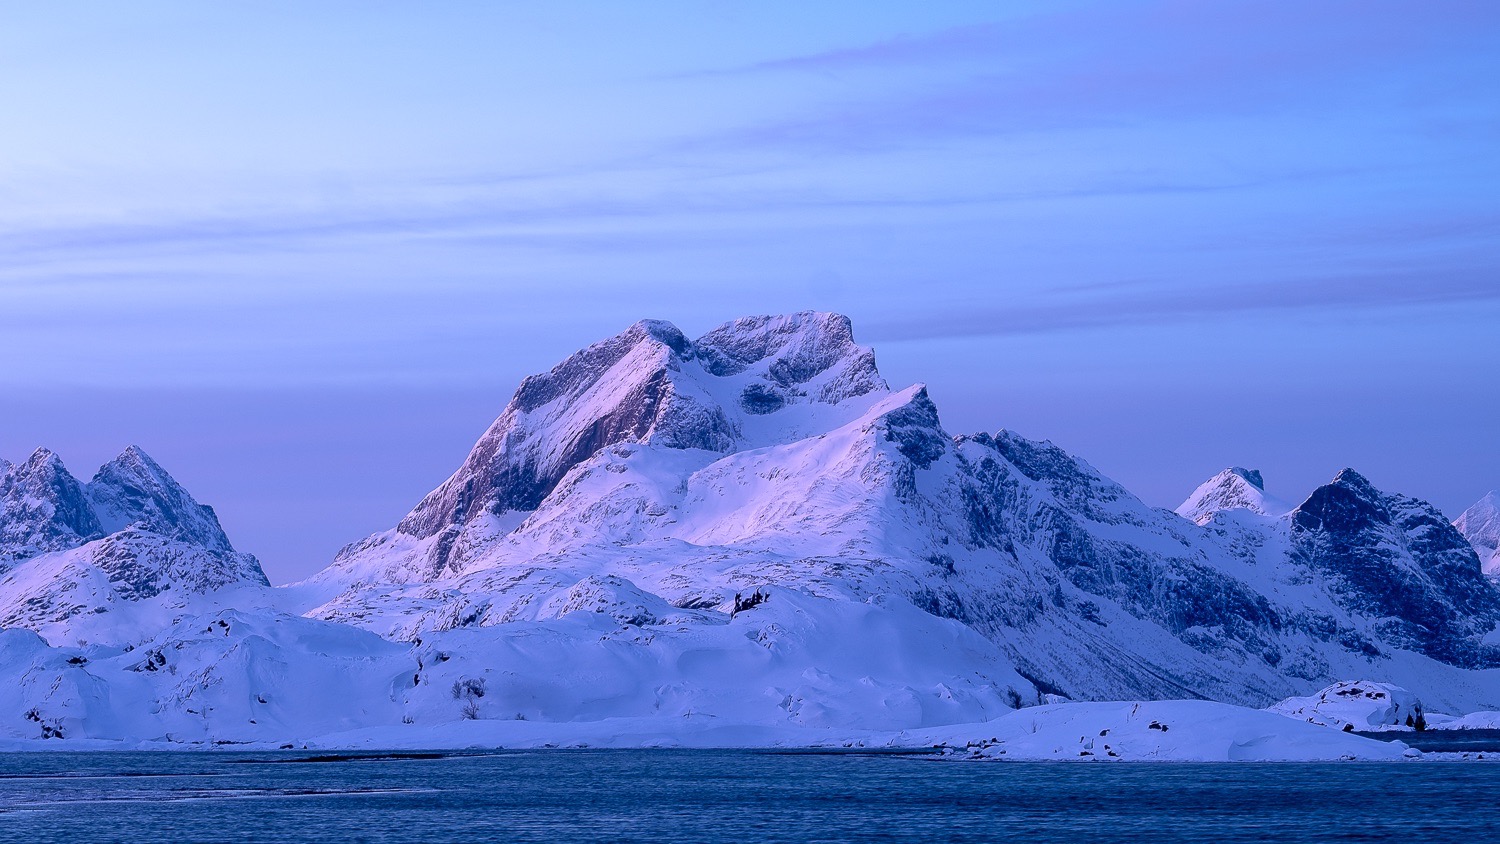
[0,750,1494,843]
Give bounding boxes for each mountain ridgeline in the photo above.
[1,311,1498,746]
[310,311,1500,709]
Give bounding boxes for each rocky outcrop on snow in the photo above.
[1456,492,1500,579]
[0,447,267,637]
[1269,680,1426,731]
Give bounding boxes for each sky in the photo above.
[1,1,1497,584]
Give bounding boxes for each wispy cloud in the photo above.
[0,169,1360,268]
[684,0,1500,152]
[867,268,1500,342]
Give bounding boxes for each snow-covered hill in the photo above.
[2,311,1499,749]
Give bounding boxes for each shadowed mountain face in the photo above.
[1289,471,1500,667]
[312,312,1500,710]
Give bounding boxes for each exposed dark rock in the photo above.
[1289,469,1500,667]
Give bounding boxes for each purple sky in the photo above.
[2,1,1498,583]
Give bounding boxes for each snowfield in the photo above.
[3,311,1500,757]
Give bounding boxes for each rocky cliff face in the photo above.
[1288,470,1500,667]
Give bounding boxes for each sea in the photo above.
[1,748,1497,843]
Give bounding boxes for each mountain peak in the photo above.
[1,449,102,561]
[1232,467,1264,490]
[1290,469,1386,531]
[1462,490,1500,516]
[392,312,890,544]
[1456,491,1500,579]
[874,384,947,468]
[87,448,234,552]
[1329,467,1381,493]
[20,447,65,472]
[1290,469,1500,664]
[628,318,690,353]
[1176,467,1287,525]
[694,311,885,403]
[116,443,154,464]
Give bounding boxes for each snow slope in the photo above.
[913,700,1416,762]
[280,699,1414,762]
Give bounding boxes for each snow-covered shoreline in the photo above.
[0,698,1447,763]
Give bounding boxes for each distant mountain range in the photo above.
[2,312,1497,746]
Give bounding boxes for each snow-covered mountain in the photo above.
[2,312,1498,748]
[1176,467,1291,524]
[1456,492,1500,579]
[0,447,267,641]
[304,312,1500,713]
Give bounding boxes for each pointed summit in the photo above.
[1176,467,1288,525]
[0,449,102,561]
[1289,468,1392,535]
[86,446,235,552]
[1456,491,1500,578]
[1330,467,1376,490]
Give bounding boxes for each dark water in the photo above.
[1357,728,1500,754]
[1,750,1497,843]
